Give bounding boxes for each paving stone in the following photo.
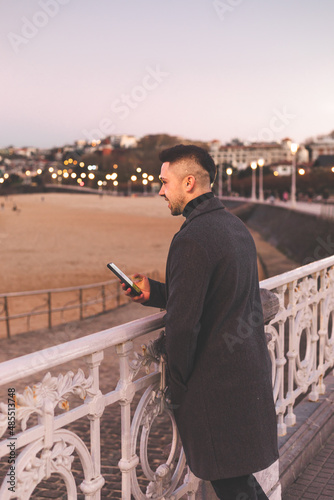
[284,430,334,499]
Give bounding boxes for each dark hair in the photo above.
[159,144,217,183]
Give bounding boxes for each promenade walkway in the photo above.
[221,196,329,217]
[283,432,334,499]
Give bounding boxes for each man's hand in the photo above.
[121,273,150,304]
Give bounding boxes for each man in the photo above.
[123,145,278,500]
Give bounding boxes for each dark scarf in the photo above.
[182,192,214,218]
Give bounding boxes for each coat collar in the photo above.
[180,196,225,230]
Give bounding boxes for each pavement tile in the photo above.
[284,430,334,499]
[301,492,319,500]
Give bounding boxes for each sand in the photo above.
[0,193,182,294]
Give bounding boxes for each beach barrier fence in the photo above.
[0,271,161,338]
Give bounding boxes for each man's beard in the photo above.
[168,198,184,216]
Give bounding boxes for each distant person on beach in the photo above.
[122,145,278,499]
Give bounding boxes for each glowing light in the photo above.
[298,168,305,176]
[63,172,69,178]
[136,167,142,173]
[71,172,77,178]
[88,173,95,180]
[148,175,154,181]
[57,170,62,175]
[64,160,68,165]
[111,172,118,180]
[142,173,148,178]
[226,168,233,176]
[49,167,54,173]
[51,173,57,179]
[331,167,334,173]
[79,162,85,167]
[290,143,299,154]
[250,162,257,170]
[113,180,118,186]
[131,175,137,181]
[68,158,73,164]
[273,171,279,176]
[113,164,118,169]
[88,165,97,171]
[97,180,103,186]
[142,179,148,185]
[73,160,77,165]
[0,178,4,184]
[257,159,265,167]
[81,173,86,179]
[25,170,31,176]
[4,173,9,179]
[37,169,42,175]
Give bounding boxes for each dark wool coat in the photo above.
[145,196,279,481]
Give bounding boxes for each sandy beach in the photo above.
[0,193,182,294]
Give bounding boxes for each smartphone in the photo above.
[107,262,142,296]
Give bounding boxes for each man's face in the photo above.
[159,162,186,216]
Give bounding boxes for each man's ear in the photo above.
[184,175,196,192]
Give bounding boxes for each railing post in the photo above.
[4,296,10,339]
[116,340,138,500]
[84,351,105,499]
[276,285,287,437]
[47,292,52,329]
[317,268,328,394]
[79,288,83,320]
[101,285,106,313]
[309,271,320,402]
[285,280,297,427]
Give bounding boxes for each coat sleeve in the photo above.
[165,235,211,397]
[143,278,167,309]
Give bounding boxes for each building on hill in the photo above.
[305,136,334,161]
[209,139,309,169]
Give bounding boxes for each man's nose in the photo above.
[159,185,164,196]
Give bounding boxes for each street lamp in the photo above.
[250,161,257,200]
[290,143,299,207]
[258,159,265,202]
[128,175,137,195]
[226,167,233,195]
[218,163,223,198]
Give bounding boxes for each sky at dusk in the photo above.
[1,0,334,149]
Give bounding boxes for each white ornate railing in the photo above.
[0,256,333,498]
[261,254,334,436]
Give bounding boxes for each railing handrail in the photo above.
[260,254,334,290]
[0,311,165,385]
[0,278,117,298]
